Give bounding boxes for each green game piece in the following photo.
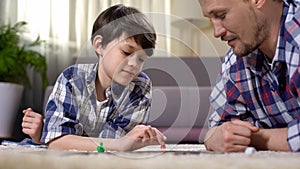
[97,142,105,153]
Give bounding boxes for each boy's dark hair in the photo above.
[91,4,156,56]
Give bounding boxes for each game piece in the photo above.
[97,142,105,153]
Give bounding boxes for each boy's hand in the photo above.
[22,108,43,144]
[117,125,167,151]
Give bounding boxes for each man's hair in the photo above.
[91,4,156,56]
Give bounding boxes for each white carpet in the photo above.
[0,144,300,169]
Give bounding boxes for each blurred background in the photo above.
[0,0,228,141]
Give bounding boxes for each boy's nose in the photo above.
[128,55,138,67]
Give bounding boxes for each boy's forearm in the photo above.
[47,134,120,151]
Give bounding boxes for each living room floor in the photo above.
[1,143,300,169]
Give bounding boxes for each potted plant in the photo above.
[0,21,48,138]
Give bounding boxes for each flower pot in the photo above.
[0,82,24,138]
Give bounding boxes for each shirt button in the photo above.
[280,84,284,89]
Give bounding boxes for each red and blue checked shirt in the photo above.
[41,63,152,144]
[209,0,300,152]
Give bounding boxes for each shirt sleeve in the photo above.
[41,71,81,144]
[208,54,254,128]
[288,120,300,152]
[99,94,151,139]
[208,70,227,127]
[287,68,300,152]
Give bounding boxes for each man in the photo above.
[199,0,300,152]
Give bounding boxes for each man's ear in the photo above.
[252,0,266,9]
[93,35,103,56]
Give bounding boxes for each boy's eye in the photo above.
[122,50,131,56]
[138,57,145,63]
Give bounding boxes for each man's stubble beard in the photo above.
[233,7,268,57]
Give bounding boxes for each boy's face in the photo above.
[98,35,148,86]
[199,0,268,57]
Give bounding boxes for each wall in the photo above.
[169,0,229,57]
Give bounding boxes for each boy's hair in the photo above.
[91,4,156,56]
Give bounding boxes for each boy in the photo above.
[22,4,166,152]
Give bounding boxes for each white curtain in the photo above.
[13,0,170,84]
[0,0,170,112]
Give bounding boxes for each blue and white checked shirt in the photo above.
[41,63,152,144]
[209,0,300,151]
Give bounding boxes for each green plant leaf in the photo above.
[0,21,48,88]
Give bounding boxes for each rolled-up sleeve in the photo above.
[288,119,300,152]
[41,73,80,144]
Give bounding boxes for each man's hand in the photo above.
[204,120,259,152]
[22,108,43,144]
[116,125,167,151]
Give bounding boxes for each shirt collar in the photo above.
[246,1,291,74]
[274,0,290,63]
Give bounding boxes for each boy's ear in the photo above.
[93,35,103,56]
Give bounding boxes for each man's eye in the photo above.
[216,13,226,19]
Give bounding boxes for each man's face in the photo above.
[199,0,268,57]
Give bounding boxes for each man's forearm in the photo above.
[250,128,290,151]
[204,126,218,151]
